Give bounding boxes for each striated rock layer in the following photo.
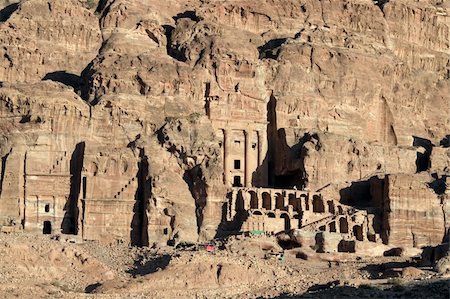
[0,0,449,248]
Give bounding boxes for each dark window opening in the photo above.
[329,222,337,232]
[43,221,52,234]
[234,160,241,170]
[250,192,258,209]
[312,195,325,213]
[233,176,242,187]
[281,214,291,230]
[163,228,168,235]
[234,140,241,145]
[252,143,257,149]
[339,217,349,233]
[262,193,271,210]
[44,204,50,213]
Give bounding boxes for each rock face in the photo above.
[382,174,446,248]
[0,0,102,82]
[0,0,449,249]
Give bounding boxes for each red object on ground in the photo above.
[206,244,215,252]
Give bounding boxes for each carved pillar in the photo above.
[257,190,263,209]
[244,130,251,187]
[257,131,262,166]
[283,191,288,207]
[270,190,275,211]
[257,129,268,186]
[223,129,230,186]
[232,190,238,219]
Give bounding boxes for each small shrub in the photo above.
[86,0,97,9]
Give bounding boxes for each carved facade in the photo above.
[206,87,269,188]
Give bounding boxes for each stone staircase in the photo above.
[49,152,67,174]
[113,177,136,199]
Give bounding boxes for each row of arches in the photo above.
[319,218,365,242]
[249,209,299,230]
[241,189,328,213]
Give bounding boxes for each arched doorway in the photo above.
[262,192,271,210]
[312,195,325,213]
[353,225,363,241]
[250,191,258,209]
[288,193,300,211]
[329,221,337,232]
[280,213,291,230]
[327,201,335,214]
[275,193,284,209]
[339,217,349,233]
[252,210,263,216]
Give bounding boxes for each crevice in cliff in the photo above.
[95,0,110,15]
[267,93,277,187]
[0,150,10,198]
[428,173,448,243]
[183,165,207,234]
[62,142,85,235]
[79,60,98,104]
[373,0,389,13]
[135,74,150,95]
[0,2,19,23]
[131,148,150,247]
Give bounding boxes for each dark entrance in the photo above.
[43,221,52,234]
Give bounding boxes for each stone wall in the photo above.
[382,174,446,248]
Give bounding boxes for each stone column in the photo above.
[244,130,251,187]
[223,129,230,187]
[257,190,263,209]
[257,129,269,186]
[270,190,275,211]
[228,190,236,220]
[283,191,288,207]
[257,130,263,166]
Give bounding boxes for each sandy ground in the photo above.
[0,232,449,298]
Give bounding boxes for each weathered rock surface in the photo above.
[0,0,449,249]
[382,174,446,248]
[0,0,102,82]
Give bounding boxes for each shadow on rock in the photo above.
[84,282,102,294]
[360,260,416,279]
[272,279,450,298]
[126,254,171,277]
[42,71,82,90]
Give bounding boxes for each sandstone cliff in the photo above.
[0,0,449,246]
